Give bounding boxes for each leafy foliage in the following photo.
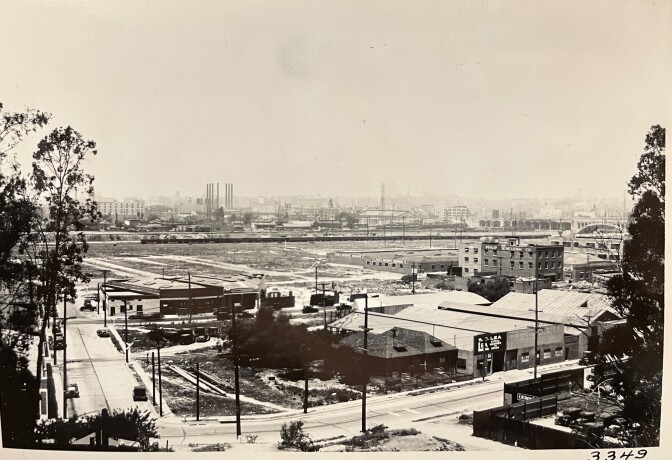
[25,125,99,381]
[591,125,665,447]
[278,420,319,451]
[0,101,51,448]
[35,407,159,450]
[467,276,511,302]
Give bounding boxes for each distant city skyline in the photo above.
[2,1,670,201]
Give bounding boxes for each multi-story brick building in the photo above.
[459,241,482,276]
[98,200,145,218]
[480,237,564,282]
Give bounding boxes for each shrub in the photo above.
[278,420,319,452]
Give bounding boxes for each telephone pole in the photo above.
[124,299,129,363]
[232,300,242,437]
[62,297,68,418]
[361,295,370,432]
[102,269,109,327]
[188,271,193,323]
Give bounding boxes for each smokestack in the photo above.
[230,183,233,209]
[217,183,220,211]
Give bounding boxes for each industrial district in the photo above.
[22,182,634,452]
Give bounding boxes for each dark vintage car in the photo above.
[97,328,111,338]
[133,385,148,401]
[80,300,96,312]
[129,312,162,320]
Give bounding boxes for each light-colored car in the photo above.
[66,383,79,398]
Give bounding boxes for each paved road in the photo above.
[55,300,153,418]
[154,379,513,451]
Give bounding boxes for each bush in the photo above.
[278,420,319,452]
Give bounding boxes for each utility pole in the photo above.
[528,278,543,380]
[157,340,163,416]
[188,271,192,323]
[429,225,432,248]
[534,279,539,379]
[196,362,200,421]
[124,300,129,363]
[315,265,318,293]
[102,270,109,327]
[412,263,416,295]
[62,297,68,419]
[232,300,242,437]
[361,295,369,432]
[152,351,156,405]
[321,283,327,329]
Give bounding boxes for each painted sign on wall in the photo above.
[474,333,507,353]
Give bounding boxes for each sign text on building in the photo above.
[483,244,534,253]
[474,333,507,353]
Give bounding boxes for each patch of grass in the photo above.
[159,378,277,417]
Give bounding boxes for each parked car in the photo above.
[129,312,161,320]
[302,305,318,313]
[133,385,148,401]
[97,328,111,338]
[80,304,96,312]
[66,383,79,398]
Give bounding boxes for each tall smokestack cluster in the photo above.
[205,182,220,218]
[224,183,234,209]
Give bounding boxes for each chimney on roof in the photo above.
[392,327,397,338]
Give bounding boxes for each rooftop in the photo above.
[341,327,456,359]
[490,290,617,322]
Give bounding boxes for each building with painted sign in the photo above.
[479,236,565,282]
[328,290,618,379]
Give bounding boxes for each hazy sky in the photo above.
[1,1,670,200]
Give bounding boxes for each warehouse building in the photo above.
[101,275,259,317]
[327,248,460,275]
[329,290,618,379]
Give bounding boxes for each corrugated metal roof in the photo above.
[364,292,490,309]
[341,327,456,359]
[329,312,479,349]
[490,290,616,321]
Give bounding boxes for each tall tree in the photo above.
[26,126,98,385]
[0,101,50,447]
[593,125,665,447]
